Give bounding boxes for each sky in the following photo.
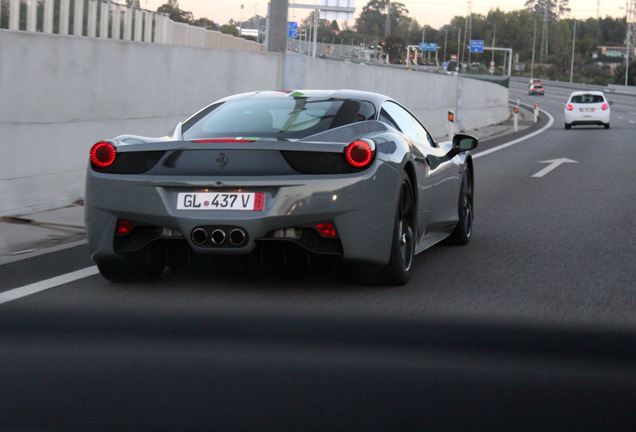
[138,0,626,28]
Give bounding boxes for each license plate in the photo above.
[580,108,594,112]
[177,192,264,211]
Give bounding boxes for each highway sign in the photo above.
[419,43,428,51]
[470,40,484,53]
[428,43,437,51]
[288,21,298,38]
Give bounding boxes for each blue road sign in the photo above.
[288,21,298,38]
[470,40,484,53]
[419,42,428,51]
[428,43,437,51]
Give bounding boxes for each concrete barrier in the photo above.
[0,30,508,217]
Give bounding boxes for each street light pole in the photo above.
[457,27,461,66]
[443,27,448,62]
[488,22,496,74]
[626,1,632,86]
[531,19,537,79]
[570,20,576,83]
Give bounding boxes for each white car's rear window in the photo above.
[570,94,605,104]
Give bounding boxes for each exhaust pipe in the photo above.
[191,228,208,245]
[229,228,247,246]
[210,229,226,245]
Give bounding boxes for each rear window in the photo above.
[182,97,376,140]
[570,94,605,104]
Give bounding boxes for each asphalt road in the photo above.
[1,80,635,431]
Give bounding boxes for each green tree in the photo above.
[192,17,218,31]
[220,24,239,37]
[356,0,411,39]
[157,1,193,23]
[612,59,636,85]
[383,34,407,61]
[300,11,337,44]
[525,0,570,20]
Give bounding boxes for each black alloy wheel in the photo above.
[378,173,416,286]
[447,166,473,245]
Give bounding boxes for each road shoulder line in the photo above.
[0,266,98,305]
[473,109,555,159]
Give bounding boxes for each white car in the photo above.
[564,91,612,129]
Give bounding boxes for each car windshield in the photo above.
[182,97,376,140]
[571,94,605,104]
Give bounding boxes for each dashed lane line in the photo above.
[0,266,99,305]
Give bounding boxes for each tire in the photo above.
[604,123,610,129]
[377,173,417,285]
[97,252,164,283]
[446,166,473,246]
[353,173,416,286]
[565,123,571,130]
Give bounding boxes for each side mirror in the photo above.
[448,134,478,158]
[609,101,615,106]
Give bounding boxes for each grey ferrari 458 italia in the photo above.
[85,90,477,285]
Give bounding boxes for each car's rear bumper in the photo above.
[564,110,610,126]
[85,163,400,266]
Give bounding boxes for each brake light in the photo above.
[345,140,374,168]
[602,103,609,110]
[566,104,574,111]
[90,141,116,168]
[116,219,133,236]
[315,222,337,238]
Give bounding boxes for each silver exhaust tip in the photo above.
[229,228,246,246]
[210,229,226,245]
[191,228,208,245]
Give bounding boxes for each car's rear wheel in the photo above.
[565,123,571,129]
[446,166,473,245]
[97,250,165,283]
[604,123,610,129]
[357,173,415,286]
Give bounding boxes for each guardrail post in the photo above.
[99,1,109,38]
[73,0,84,35]
[27,0,37,32]
[60,0,70,35]
[87,0,97,37]
[9,0,20,30]
[43,0,54,33]
[112,3,121,40]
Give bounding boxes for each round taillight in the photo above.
[90,141,116,168]
[602,103,609,110]
[345,140,374,168]
[566,104,574,111]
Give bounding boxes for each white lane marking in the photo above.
[0,266,99,304]
[532,158,578,178]
[472,109,555,159]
